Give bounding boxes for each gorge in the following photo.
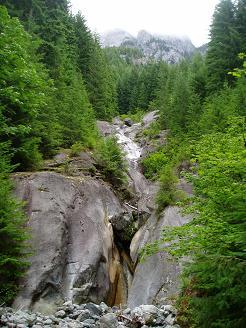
[11,112,186,312]
[4,112,190,327]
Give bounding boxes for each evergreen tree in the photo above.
[0,145,29,305]
[73,12,94,81]
[86,38,118,120]
[235,0,246,53]
[74,15,118,120]
[206,0,240,92]
[0,6,52,169]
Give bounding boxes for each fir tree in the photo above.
[0,6,51,168]
[0,145,29,305]
[206,0,239,92]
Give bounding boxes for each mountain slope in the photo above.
[101,29,202,64]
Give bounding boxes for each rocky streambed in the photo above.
[0,301,179,327]
[2,111,189,327]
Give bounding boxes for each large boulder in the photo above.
[97,121,115,137]
[142,110,159,128]
[12,172,127,313]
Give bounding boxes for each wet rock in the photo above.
[55,310,66,318]
[11,110,187,319]
[97,121,115,136]
[110,212,137,243]
[0,302,180,327]
[165,313,176,325]
[124,118,133,127]
[77,310,91,322]
[98,313,118,327]
[142,110,159,127]
[112,117,122,126]
[84,303,102,316]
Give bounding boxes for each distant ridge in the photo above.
[101,29,206,64]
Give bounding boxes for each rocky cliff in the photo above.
[101,29,203,64]
[12,111,190,315]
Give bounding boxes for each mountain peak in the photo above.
[137,30,152,43]
[101,29,200,64]
[101,29,134,47]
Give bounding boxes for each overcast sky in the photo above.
[70,0,220,47]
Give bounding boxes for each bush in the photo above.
[142,121,162,137]
[70,142,85,157]
[120,109,145,123]
[141,151,168,180]
[94,137,127,186]
[142,135,190,211]
[156,164,179,212]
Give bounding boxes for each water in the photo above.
[115,125,142,166]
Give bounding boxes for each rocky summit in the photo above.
[0,301,180,327]
[101,29,203,63]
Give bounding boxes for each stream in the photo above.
[9,111,188,325]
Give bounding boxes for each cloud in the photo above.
[70,0,220,47]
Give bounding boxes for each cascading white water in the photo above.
[115,125,142,168]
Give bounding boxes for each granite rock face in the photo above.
[128,207,190,308]
[13,172,127,313]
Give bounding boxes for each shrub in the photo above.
[142,121,162,137]
[70,142,85,157]
[156,164,179,212]
[141,151,168,180]
[120,109,145,123]
[94,137,127,186]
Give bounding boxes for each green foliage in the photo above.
[154,58,206,134]
[205,0,246,93]
[206,0,240,92]
[120,109,145,123]
[0,1,245,324]
[141,151,168,180]
[141,133,190,212]
[109,58,162,114]
[142,121,162,137]
[235,0,246,53]
[74,14,118,120]
[155,164,180,212]
[56,73,97,148]
[229,53,246,78]
[2,1,115,160]
[0,6,49,169]
[94,137,127,187]
[0,145,29,305]
[158,125,246,327]
[70,142,85,157]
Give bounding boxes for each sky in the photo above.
[70,0,220,47]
